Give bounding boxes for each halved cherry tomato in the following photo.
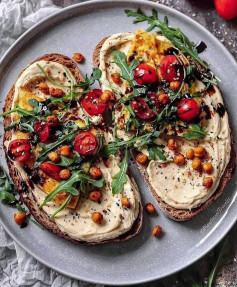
[34,120,50,142]
[39,162,61,181]
[81,89,107,116]
[134,64,158,85]
[160,55,184,82]
[215,0,237,20]
[177,99,200,122]
[8,139,31,163]
[75,131,98,155]
[147,91,160,111]
[131,97,156,119]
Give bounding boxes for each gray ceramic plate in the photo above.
[0,0,236,285]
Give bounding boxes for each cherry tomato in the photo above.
[147,91,160,111]
[81,89,107,116]
[215,0,237,20]
[131,97,156,119]
[177,99,200,122]
[134,64,158,85]
[8,139,31,163]
[160,55,184,82]
[34,120,50,142]
[75,131,98,155]
[39,162,61,181]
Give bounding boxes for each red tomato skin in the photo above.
[134,64,158,85]
[39,162,61,181]
[8,139,31,163]
[160,55,184,82]
[215,0,237,20]
[75,131,98,155]
[147,91,160,111]
[131,97,156,119]
[177,99,200,122]
[81,89,107,116]
[34,120,50,143]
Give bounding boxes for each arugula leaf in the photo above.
[112,50,138,85]
[121,83,147,103]
[148,147,166,161]
[50,194,73,219]
[183,124,208,140]
[74,68,102,88]
[138,131,160,147]
[0,166,16,204]
[49,90,89,105]
[111,149,129,194]
[125,8,209,69]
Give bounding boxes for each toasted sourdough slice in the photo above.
[3,53,142,244]
[93,37,236,221]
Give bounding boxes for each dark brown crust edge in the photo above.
[3,53,143,245]
[93,37,236,221]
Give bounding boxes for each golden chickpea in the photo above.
[203,177,213,188]
[167,139,179,150]
[59,169,71,180]
[170,81,181,92]
[186,148,194,160]
[48,151,60,163]
[49,87,65,98]
[46,115,59,127]
[145,203,155,214]
[89,190,102,202]
[101,90,115,102]
[136,153,148,164]
[203,163,213,174]
[92,212,103,224]
[121,197,131,208]
[14,212,27,225]
[73,52,84,63]
[38,82,49,94]
[158,93,170,105]
[117,116,125,130]
[58,145,71,157]
[194,146,206,158]
[152,225,162,237]
[111,73,121,85]
[173,153,185,166]
[89,166,102,179]
[192,158,202,170]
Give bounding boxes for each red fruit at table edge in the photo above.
[8,139,31,163]
[215,0,237,20]
[81,89,108,115]
[177,99,200,122]
[75,131,98,155]
[134,64,158,85]
[39,162,61,181]
[160,55,184,82]
[131,97,156,119]
[34,120,50,142]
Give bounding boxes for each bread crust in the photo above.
[3,53,143,244]
[93,38,236,221]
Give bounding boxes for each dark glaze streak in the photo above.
[216,103,226,118]
[202,104,212,120]
[195,41,207,54]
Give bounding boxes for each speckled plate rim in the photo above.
[0,0,236,285]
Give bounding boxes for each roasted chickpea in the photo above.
[111,73,121,85]
[49,87,65,98]
[192,158,202,170]
[194,146,206,158]
[89,190,102,202]
[145,203,155,214]
[170,81,181,92]
[89,167,102,179]
[136,153,148,164]
[203,162,213,174]
[92,212,103,224]
[203,177,213,188]
[38,82,49,94]
[73,52,84,63]
[117,116,125,130]
[58,145,71,157]
[158,93,170,105]
[121,197,131,208]
[186,148,194,160]
[48,151,60,163]
[14,212,27,225]
[152,225,162,237]
[59,169,71,180]
[46,115,59,127]
[167,139,179,150]
[174,153,185,166]
[101,90,115,102]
